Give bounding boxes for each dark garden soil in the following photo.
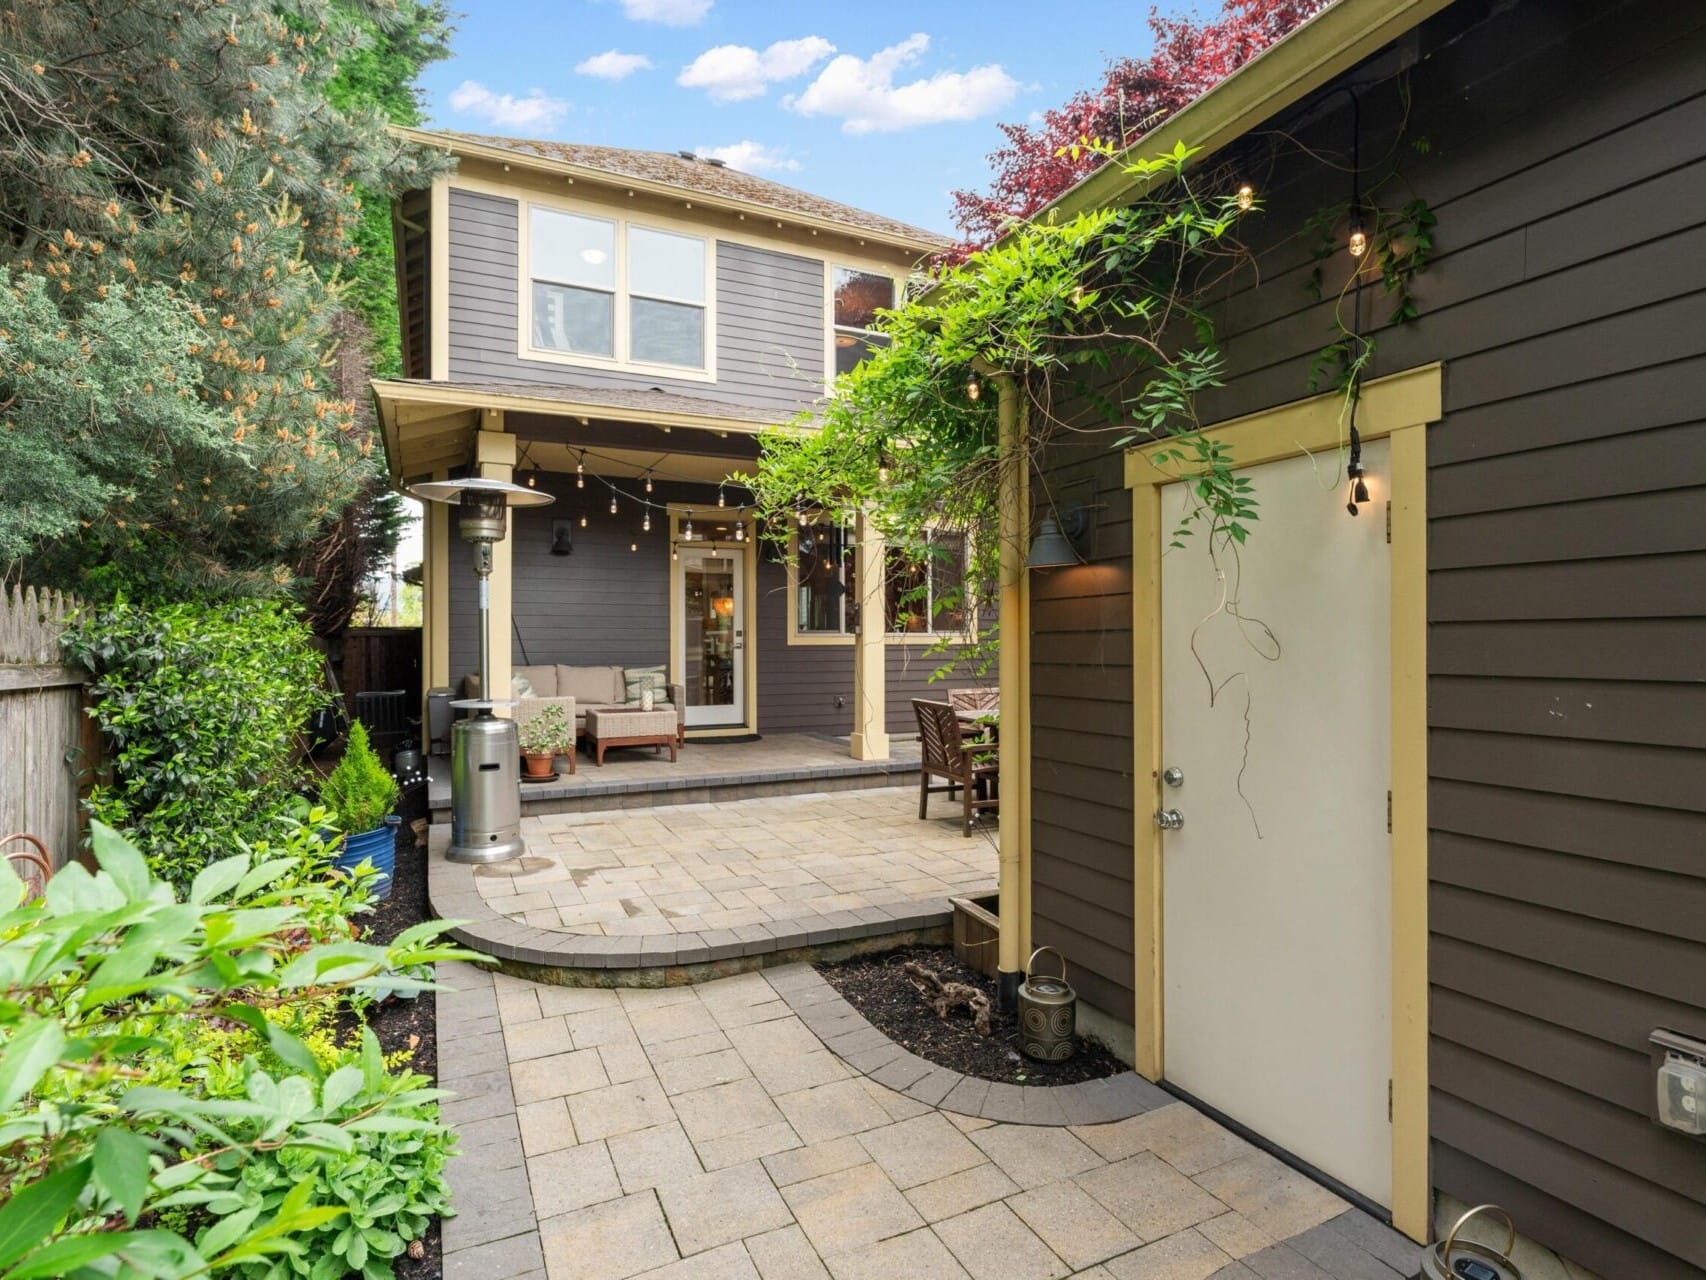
[816,946,1126,1087]
[341,820,442,1280]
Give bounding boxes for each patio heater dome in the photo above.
[408,476,555,865]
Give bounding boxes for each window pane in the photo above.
[630,226,706,303]
[796,523,849,633]
[885,546,929,633]
[532,282,614,356]
[630,297,705,368]
[531,208,615,289]
[835,330,889,376]
[834,267,894,330]
[931,533,967,632]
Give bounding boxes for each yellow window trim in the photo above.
[1123,361,1439,1242]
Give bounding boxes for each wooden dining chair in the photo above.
[913,699,999,837]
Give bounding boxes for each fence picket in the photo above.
[1,585,88,866]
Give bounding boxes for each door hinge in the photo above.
[1388,1079,1393,1122]
[1386,790,1393,834]
[1385,500,1392,544]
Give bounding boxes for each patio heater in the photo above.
[408,476,554,863]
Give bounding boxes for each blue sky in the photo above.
[419,0,1174,236]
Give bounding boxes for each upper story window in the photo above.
[832,267,895,377]
[528,206,709,371]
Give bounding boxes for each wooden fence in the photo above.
[0,586,91,866]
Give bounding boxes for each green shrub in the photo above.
[63,597,326,885]
[517,702,572,755]
[321,721,400,836]
[0,821,469,1279]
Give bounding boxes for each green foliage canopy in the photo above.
[0,0,451,595]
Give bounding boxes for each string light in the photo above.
[735,521,746,543]
[642,511,651,533]
[576,452,585,489]
[630,541,637,552]
[684,511,694,541]
[965,373,982,402]
[1347,208,1368,259]
[644,471,654,494]
[717,485,726,508]
[609,491,618,515]
[579,512,588,528]
[1236,182,1255,212]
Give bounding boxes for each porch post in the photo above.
[422,469,451,740]
[849,510,889,760]
[991,366,1026,1010]
[475,417,515,716]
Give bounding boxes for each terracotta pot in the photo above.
[521,751,556,778]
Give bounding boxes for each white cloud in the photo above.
[678,36,835,103]
[622,0,711,26]
[695,141,800,173]
[447,80,570,132]
[787,34,1018,134]
[575,50,654,80]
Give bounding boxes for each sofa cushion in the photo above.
[556,664,625,706]
[516,665,558,697]
[623,664,669,706]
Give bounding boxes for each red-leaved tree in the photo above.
[949,0,1328,248]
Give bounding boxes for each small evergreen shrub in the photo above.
[63,597,327,886]
[517,702,572,755]
[321,721,400,836]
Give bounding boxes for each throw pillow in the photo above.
[623,664,668,706]
[511,674,535,699]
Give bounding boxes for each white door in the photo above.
[679,546,745,728]
[1158,440,1392,1206]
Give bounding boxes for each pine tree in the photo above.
[0,0,450,595]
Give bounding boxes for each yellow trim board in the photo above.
[1123,361,1440,1239]
[374,379,787,437]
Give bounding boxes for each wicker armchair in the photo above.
[913,699,998,837]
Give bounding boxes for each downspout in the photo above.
[985,361,1027,1012]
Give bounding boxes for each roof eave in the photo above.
[392,126,946,257]
[1041,0,1459,221]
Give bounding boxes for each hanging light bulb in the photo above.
[672,543,679,561]
[1347,207,1368,259]
[735,521,746,543]
[965,373,982,402]
[797,509,808,528]
[717,485,726,508]
[525,470,536,488]
[643,510,651,533]
[630,541,637,552]
[609,491,619,516]
[576,453,585,489]
[1236,182,1255,212]
[1346,460,1370,515]
[579,512,588,528]
[684,510,694,541]
[644,471,653,494]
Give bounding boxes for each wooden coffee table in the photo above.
[583,707,680,766]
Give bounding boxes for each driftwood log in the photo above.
[904,961,992,1036]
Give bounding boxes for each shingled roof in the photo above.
[410,129,950,251]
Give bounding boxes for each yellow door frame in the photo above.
[1122,362,1439,1240]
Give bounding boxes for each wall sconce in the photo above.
[1027,507,1091,570]
[550,520,574,556]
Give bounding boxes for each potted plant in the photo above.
[518,703,571,778]
[320,721,402,899]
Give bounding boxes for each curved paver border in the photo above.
[427,826,964,981]
[767,963,1175,1127]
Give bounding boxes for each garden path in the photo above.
[435,959,1426,1280]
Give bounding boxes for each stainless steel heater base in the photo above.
[446,711,526,864]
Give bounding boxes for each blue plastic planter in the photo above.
[331,815,399,899]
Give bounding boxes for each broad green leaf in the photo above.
[88,821,150,900]
[4,1230,131,1279]
[0,1162,92,1270]
[93,1128,151,1223]
[189,854,249,905]
[0,1018,65,1113]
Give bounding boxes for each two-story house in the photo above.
[374,131,978,751]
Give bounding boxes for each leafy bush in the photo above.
[321,722,400,836]
[0,821,468,1279]
[63,597,327,885]
[517,702,572,755]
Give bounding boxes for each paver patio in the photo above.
[436,958,1427,1280]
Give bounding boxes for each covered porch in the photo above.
[374,378,904,760]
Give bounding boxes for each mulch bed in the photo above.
[342,820,441,1280]
[816,946,1126,1087]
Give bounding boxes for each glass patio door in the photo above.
[679,547,744,727]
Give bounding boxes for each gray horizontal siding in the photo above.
[1030,1,1706,1273]
[445,189,825,413]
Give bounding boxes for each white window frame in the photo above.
[520,199,716,382]
[825,264,898,390]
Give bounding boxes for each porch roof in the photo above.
[372,378,809,485]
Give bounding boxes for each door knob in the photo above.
[1162,766,1184,788]
[1155,808,1184,831]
